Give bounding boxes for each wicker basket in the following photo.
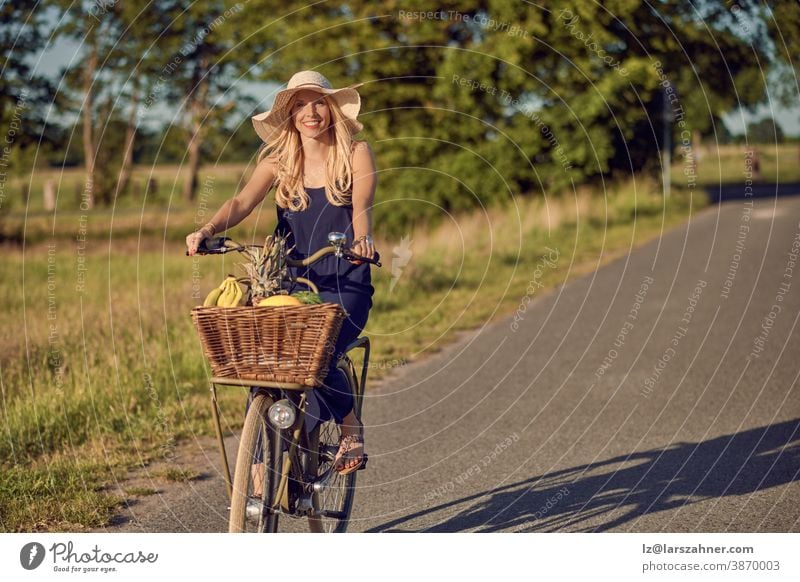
[191,303,346,387]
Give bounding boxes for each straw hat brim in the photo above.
[252,83,364,143]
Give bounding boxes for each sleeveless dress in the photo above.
[247,186,374,437]
[274,185,374,306]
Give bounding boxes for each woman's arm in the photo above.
[349,141,377,264]
[186,156,277,255]
[204,156,277,234]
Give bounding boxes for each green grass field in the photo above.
[3,143,795,218]
[669,143,800,186]
[0,174,702,531]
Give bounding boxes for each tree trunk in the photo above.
[97,94,115,205]
[81,46,98,210]
[115,83,140,200]
[183,125,202,202]
[182,55,211,202]
[146,178,158,198]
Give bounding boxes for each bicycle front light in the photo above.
[268,399,296,429]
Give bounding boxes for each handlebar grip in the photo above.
[186,237,231,256]
[345,249,382,267]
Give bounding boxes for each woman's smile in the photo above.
[291,88,332,136]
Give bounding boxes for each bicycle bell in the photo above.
[328,231,347,257]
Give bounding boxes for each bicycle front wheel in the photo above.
[308,362,358,533]
[229,393,281,533]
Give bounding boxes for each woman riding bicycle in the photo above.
[185,70,376,476]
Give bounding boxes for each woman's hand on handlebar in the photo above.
[348,234,375,265]
[186,229,211,256]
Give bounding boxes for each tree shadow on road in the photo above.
[706,181,800,203]
[367,418,800,532]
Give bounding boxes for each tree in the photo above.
[715,118,735,145]
[765,0,800,111]
[747,116,784,144]
[112,3,186,201]
[0,2,58,199]
[54,1,191,206]
[151,1,254,201]
[231,1,774,235]
[54,0,128,207]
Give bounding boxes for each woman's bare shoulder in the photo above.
[351,139,371,153]
[350,139,376,182]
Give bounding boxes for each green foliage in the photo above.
[0,2,57,180]
[12,1,791,212]
[747,116,785,144]
[228,0,775,236]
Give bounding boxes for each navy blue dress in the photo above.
[247,186,374,435]
[274,185,374,305]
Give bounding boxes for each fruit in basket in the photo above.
[203,286,224,307]
[291,291,323,305]
[257,295,303,307]
[219,279,243,307]
[238,233,295,305]
[203,277,243,307]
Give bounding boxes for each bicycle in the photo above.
[191,231,381,532]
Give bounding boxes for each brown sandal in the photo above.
[333,433,369,475]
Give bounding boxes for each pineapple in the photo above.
[238,233,296,305]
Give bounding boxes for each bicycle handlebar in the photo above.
[188,235,382,267]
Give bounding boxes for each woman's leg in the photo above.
[316,290,372,472]
[304,290,371,434]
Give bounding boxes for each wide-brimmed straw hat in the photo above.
[251,70,363,143]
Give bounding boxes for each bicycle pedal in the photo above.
[357,453,369,471]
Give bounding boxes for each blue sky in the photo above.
[34,36,800,137]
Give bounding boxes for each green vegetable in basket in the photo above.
[291,291,324,305]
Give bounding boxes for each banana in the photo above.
[217,281,237,307]
[203,287,223,307]
[202,276,241,307]
[229,280,243,306]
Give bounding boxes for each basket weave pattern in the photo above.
[191,303,346,387]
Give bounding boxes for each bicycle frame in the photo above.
[209,335,371,504]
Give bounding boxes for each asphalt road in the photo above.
[101,191,800,533]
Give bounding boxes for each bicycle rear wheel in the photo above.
[308,361,359,533]
[229,393,281,533]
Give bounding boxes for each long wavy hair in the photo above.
[256,94,355,211]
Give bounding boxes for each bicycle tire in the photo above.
[229,393,281,533]
[308,360,359,533]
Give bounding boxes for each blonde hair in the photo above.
[256,94,355,211]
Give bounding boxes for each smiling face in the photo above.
[290,89,332,138]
